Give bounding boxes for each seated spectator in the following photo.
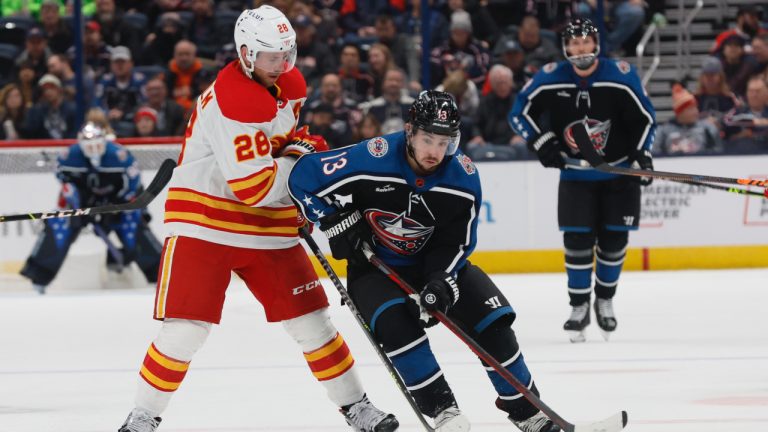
[15,27,52,85]
[396,0,449,50]
[293,14,337,94]
[47,53,95,105]
[493,15,560,76]
[93,0,144,58]
[39,0,73,54]
[94,46,148,124]
[717,34,757,97]
[139,12,185,66]
[695,56,739,130]
[166,40,203,112]
[359,68,415,135]
[338,43,375,103]
[711,5,766,54]
[0,83,28,140]
[575,0,646,55]
[143,77,186,136]
[751,34,768,76]
[494,40,529,91]
[133,106,160,137]
[307,103,345,149]
[430,10,490,86]
[374,14,419,89]
[303,73,359,146]
[186,0,219,59]
[23,74,77,139]
[655,84,722,156]
[367,43,395,98]
[15,61,37,108]
[723,75,768,153]
[70,20,112,79]
[353,112,383,142]
[470,64,519,146]
[443,0,500,49]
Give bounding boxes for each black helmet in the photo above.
[408,90,461,154]
[562,18,600,70]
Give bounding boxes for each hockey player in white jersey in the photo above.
[117,6,398,432]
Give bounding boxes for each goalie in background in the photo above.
[20,122,162,295]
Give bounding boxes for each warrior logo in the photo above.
[365,209,434,255]
[564,118,611,156]
[367,136,389,157]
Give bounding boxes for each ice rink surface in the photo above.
[0,269,766,432]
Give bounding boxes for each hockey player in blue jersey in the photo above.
[289,90,560,432]
[20,122,162,294]
[509,18,656,342]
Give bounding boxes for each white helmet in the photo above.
[234,5,297,79]
[78,122,107,167]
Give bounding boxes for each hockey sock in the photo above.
[564,232,596,305]
[135,318,211,416]
[595,231,628,298]
[386,334,455,417]
[476,324,539,421]
[282,308,363,407]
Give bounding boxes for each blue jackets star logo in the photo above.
[365,209,434,255]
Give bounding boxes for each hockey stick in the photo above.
[363,245,628,432]
[565,161,766,198]
[299,227,435,432]
[92,223,125,273]
[0,158,176,223]
[571,122,768,193]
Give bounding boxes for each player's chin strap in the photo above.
[360,242,629,432]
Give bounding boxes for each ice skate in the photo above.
[434,405,470,431]
[33,284,46,295]
[563,302,590,343]
[510,410,561,432]
[594,298,617,341]
[117,408,162,432]
[341,394,399,431]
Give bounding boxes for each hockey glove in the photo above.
[281,126,330,159]
[420,272,460,314]
[632,149,654,186]
[406,293,439,328]
[528,131,564,169]
[319,210,371,265]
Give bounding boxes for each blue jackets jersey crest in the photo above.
[289,132,481,276]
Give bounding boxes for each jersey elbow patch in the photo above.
[228,163,278,206]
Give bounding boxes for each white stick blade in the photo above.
[573,411,627,432]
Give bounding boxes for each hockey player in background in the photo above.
[117,6,398,432]
[289,90,560,432]
[20,122,162,295]
[509,18,656,343]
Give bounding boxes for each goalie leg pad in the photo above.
[282,308,363,407]
[594,230,628,299]
[135,318,211,416]
[563,232,596,305]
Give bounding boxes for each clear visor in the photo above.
[253,46,297,74]
[413,129,461,156]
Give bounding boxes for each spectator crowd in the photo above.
[0,0,766,158]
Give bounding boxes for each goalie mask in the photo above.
[78,122,107,167]
[407,90,461,156]
[234,5,297,79]
[562,18,600,70]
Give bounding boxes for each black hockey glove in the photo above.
[319,210,371,265]
[528,132,565,169]
[405,294,439,328]
[632,149,654,186]
[420,272,460,314]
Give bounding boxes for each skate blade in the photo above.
[436,414,470,432]
[567,330,586,343]
[600,329,612,341]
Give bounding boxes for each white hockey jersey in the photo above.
[163,61,308,249]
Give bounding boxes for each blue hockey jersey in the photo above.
[509,58,656,181]
[288,132,482,277]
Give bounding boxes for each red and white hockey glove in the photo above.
[281,126,330,159]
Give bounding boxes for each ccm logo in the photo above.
[292,280,321,295]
